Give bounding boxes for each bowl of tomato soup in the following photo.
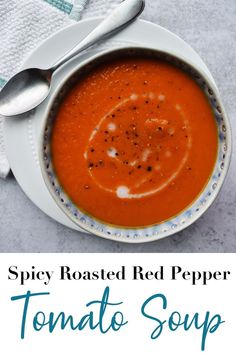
[40,47,231,242]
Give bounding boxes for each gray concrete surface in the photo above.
[0,0,235,252]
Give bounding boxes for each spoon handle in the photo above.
[51,0,145,71]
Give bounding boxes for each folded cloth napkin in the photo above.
[0,0,120,178]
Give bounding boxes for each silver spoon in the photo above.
[0,0,145,117]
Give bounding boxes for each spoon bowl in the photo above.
[0,68,51,116]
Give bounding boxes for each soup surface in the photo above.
[51,57,218,227]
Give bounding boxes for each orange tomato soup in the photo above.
[51,57,218,227]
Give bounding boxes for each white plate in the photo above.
[4,18,218,234]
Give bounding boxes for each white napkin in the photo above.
[0,0,120,178]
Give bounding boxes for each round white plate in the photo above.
[4,18,218,234]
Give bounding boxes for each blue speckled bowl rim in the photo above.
[39,46,232,243]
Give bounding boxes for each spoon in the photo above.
[0,0,145,117]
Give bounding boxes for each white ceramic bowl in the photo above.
[39,46,232,243]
